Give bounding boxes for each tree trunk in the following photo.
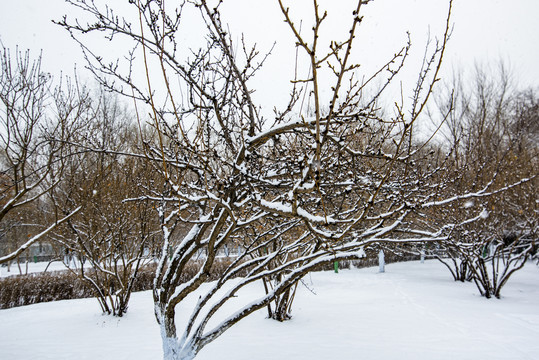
[161,336,195,360]
[157,308,197,360]
[272,287,292,322]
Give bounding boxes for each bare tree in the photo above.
[55,0,518,358]
[427,64,537,297]
[51,89,161,316]
[0,45,84,264]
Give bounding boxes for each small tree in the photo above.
[428,64,537,297]
[52,89,160,316]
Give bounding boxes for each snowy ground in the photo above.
[0,260,75,277]
[1,260,538,360]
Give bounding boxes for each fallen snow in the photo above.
[1,260,538,359]
[1,261,73,277]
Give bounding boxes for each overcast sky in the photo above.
[0,0,537,113]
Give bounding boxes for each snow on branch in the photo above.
[422,176,535,208]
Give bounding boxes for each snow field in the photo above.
[1,260,538,359]
[0,261,90,278]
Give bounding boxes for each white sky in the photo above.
[0,0,537,114]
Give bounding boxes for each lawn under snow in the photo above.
[0,260,84,277]
[1,260,538,360]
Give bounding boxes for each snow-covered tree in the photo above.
[56,0,520,358]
